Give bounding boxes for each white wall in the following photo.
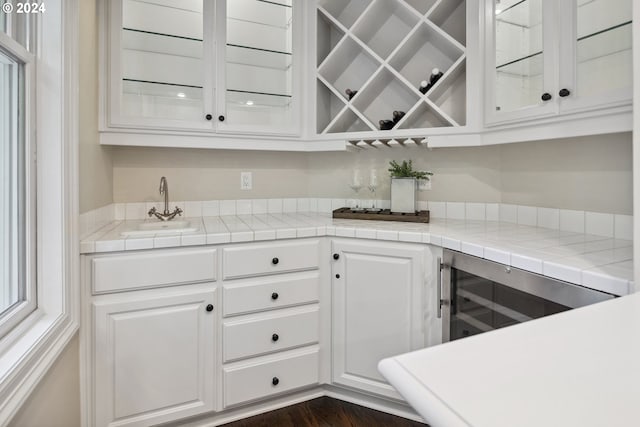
[79,0,113,213]
[109,132,632,215]
[8,334,80,427]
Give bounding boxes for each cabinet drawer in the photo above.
[223,272,319,317]
[222,240,319,279]
[223,306,319,362]
[92,248,217,294]
[223,347,319,408]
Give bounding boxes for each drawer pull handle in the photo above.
[272,377,279,386]
[271,292,279,300]
[205,304,214,312]
[272,257,279,265]
[272,333,279,342]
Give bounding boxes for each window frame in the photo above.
[0,1,79,423]
[0,30,37,340]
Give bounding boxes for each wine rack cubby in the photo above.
[316,0,467,135]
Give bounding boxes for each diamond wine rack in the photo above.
[316,0,466,135]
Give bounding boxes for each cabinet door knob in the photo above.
[559,88,571,97]
[272,257,279,265]
[272,333,279,342]
[333,253,339,260]
[335,274,340,279]
[272,377,279,386]
[205,304,214,312]
[271,292,279,300]
[218,115,225,122]
[205,114,213,121]
[541,93,552,101]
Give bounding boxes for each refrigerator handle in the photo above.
[437,257,443,318]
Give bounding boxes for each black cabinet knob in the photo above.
[333,253,339,260]
[272,333,279,342]
[272,377,279,386]
[335,274,340,279]
[271,292,279,300]
[272,257,279,265]
[541,93,552,101]
[218,115,225,122]
[205,114,213,120]
[205,304,214,312]
[559,88,571,97]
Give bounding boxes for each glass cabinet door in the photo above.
[491,0,556,119]
[112,0,213,129]
[218,0,297,134]
[558,0,632,110]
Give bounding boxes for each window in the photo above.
[0,34,35,339]
[0,2,78,423]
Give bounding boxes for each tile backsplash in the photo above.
[80,199,634,241]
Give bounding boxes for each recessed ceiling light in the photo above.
[177,92,186,98]
[246,100,254,106]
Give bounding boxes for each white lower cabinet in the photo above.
[223,346,320,408]
[331,239,431,400]
[84,237,438,426]
[92,285,217,427]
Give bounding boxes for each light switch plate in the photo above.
[240,172,252,190]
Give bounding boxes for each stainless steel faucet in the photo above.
[148,176,183,221]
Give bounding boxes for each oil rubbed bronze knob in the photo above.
[205,114,213,120]
[205,304,214,312]
[541,93,552,101]
[272,377,279,386]
[271,292,279,300]
[333,253,339,260]
[218,115,225,122]
[272,257,279,265]
[559,88,571,97]
[272,333,279,342]
[335,274,340,279]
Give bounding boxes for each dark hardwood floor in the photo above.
[219,397,427,427]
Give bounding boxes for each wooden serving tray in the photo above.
[332,208,430,223]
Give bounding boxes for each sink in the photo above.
[120,220,198,237]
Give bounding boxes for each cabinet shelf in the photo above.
[316,0,467,135]
[256,0,292,8]
[123,27,203,42]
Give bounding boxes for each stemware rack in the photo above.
[316,0,467,135]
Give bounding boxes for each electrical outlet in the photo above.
[240,172,252,190]
[418,179,431,191]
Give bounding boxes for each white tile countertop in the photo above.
[80,212,634,296]
[378,292,640,427]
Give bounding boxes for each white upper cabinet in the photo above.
[315,0,469,137]
[486,0,632,126]
[216,0,300,135]
[102,0,300,136]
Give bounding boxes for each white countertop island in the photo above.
[379,292,640,427]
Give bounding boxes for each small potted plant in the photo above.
[388,160,433,213]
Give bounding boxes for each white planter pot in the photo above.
[390,177,417,213]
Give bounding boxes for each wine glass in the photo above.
[349,169,363,210]
[367,169,379,211]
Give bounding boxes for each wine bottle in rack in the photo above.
[392,110,405,124]
[345,88,358,100]
[419,68,444,94]
[379,119,394,130]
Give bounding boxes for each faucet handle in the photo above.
[175,207,183,216]
[148,207,157,217]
